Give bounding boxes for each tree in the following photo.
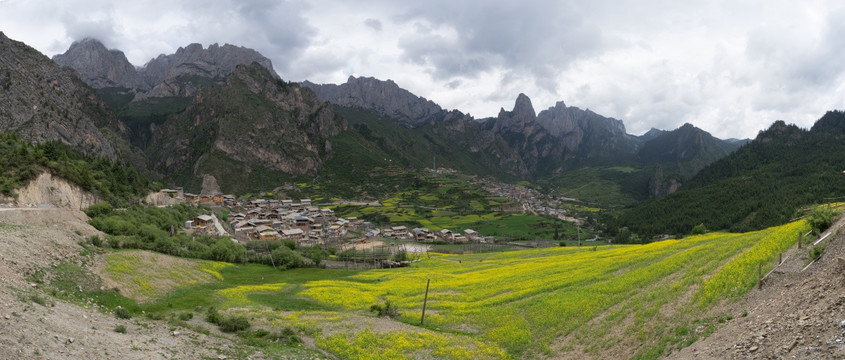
[690,223,707,235]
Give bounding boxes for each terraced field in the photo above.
[105,220,809,359]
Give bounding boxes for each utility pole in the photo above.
[577,224,581,247]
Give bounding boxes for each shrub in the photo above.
[205,307,222,325]
[114,306,131,319]
[809,244,825,262]
[85,201,113,218]
[270,246,305,270]
[114,325,127,333]
[88,235,103,247]
[690,223,707,235]
[392,249,407,262]
[305,247,329,267]
[808,206,837,234]
[30,294,48,306]
[559,241,567,247]
[370,299,399,318]
[178,312,193,321]
[282,238,297,250]
[107,236,121,249]
[219,316,251,333]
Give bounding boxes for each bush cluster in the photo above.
[370,299,399,318]
[206,307,251,333]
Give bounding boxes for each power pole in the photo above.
[577,224,581,247]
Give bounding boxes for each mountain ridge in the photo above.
[0,32,119,159]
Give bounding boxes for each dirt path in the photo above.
[668,217,845,359]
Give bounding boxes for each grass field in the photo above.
[78,218,811,359]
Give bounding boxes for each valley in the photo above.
[1,28,845,360]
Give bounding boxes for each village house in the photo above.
[464,229,479,241]
[388,226,409,239]
[194,214,214,228]
[282,228,305,241]
[184,193,198,205]
[295,216,312,232]
[199,195,211,204]
[439,229,454,242]
[412,228,435,242]
[255,225,280,240]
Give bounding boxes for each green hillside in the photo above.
[615,111,845,237]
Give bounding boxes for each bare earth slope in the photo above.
[669,216,845,359]
[0,208,246,360]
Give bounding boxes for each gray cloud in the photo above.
[389,1,604,91]
[60,11,119,47]
[364,18,382,31]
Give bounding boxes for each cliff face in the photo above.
[535,101,640,159]
[303,76,444,128]
[14,172,99,210]
[0,32,118,158]
[147,63,346,193]
[52,38,142,89]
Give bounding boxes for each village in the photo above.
[151,187,488,252]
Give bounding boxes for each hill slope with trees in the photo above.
[614,111,845,237]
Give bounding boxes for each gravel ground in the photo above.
[0,208,253,360]
[669,217,845,360]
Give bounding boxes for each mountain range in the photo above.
[3,33,749,203]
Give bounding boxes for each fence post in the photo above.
[758,262,763,290]
[779,252,782,265]
[798,231,803,249]
[420,279,431,325]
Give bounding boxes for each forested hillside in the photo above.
[614,111,845,237]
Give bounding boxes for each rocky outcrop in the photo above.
[136,43,278,99]
[54,39,278,99]
[13,172,99,210]
[302,76,445,128]
[200,174,220,196]
[648,166,683,198]
[0,32,118,158]
[142,43,277,87]
[52,38,142,89]
[148,63,347,193]
[482,94,569,175]
[535,101,639,158]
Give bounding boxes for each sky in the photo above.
[1,0,844,139]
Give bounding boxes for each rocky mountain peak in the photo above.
[639,128,666,141]
[52,38,142,89]
[512,93,536,119]
[535,99,635,154]
[302,76,445,128]
[54,40,278,100]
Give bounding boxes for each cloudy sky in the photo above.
[2,0,844,139]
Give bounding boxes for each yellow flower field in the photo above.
[295,220,809,358]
